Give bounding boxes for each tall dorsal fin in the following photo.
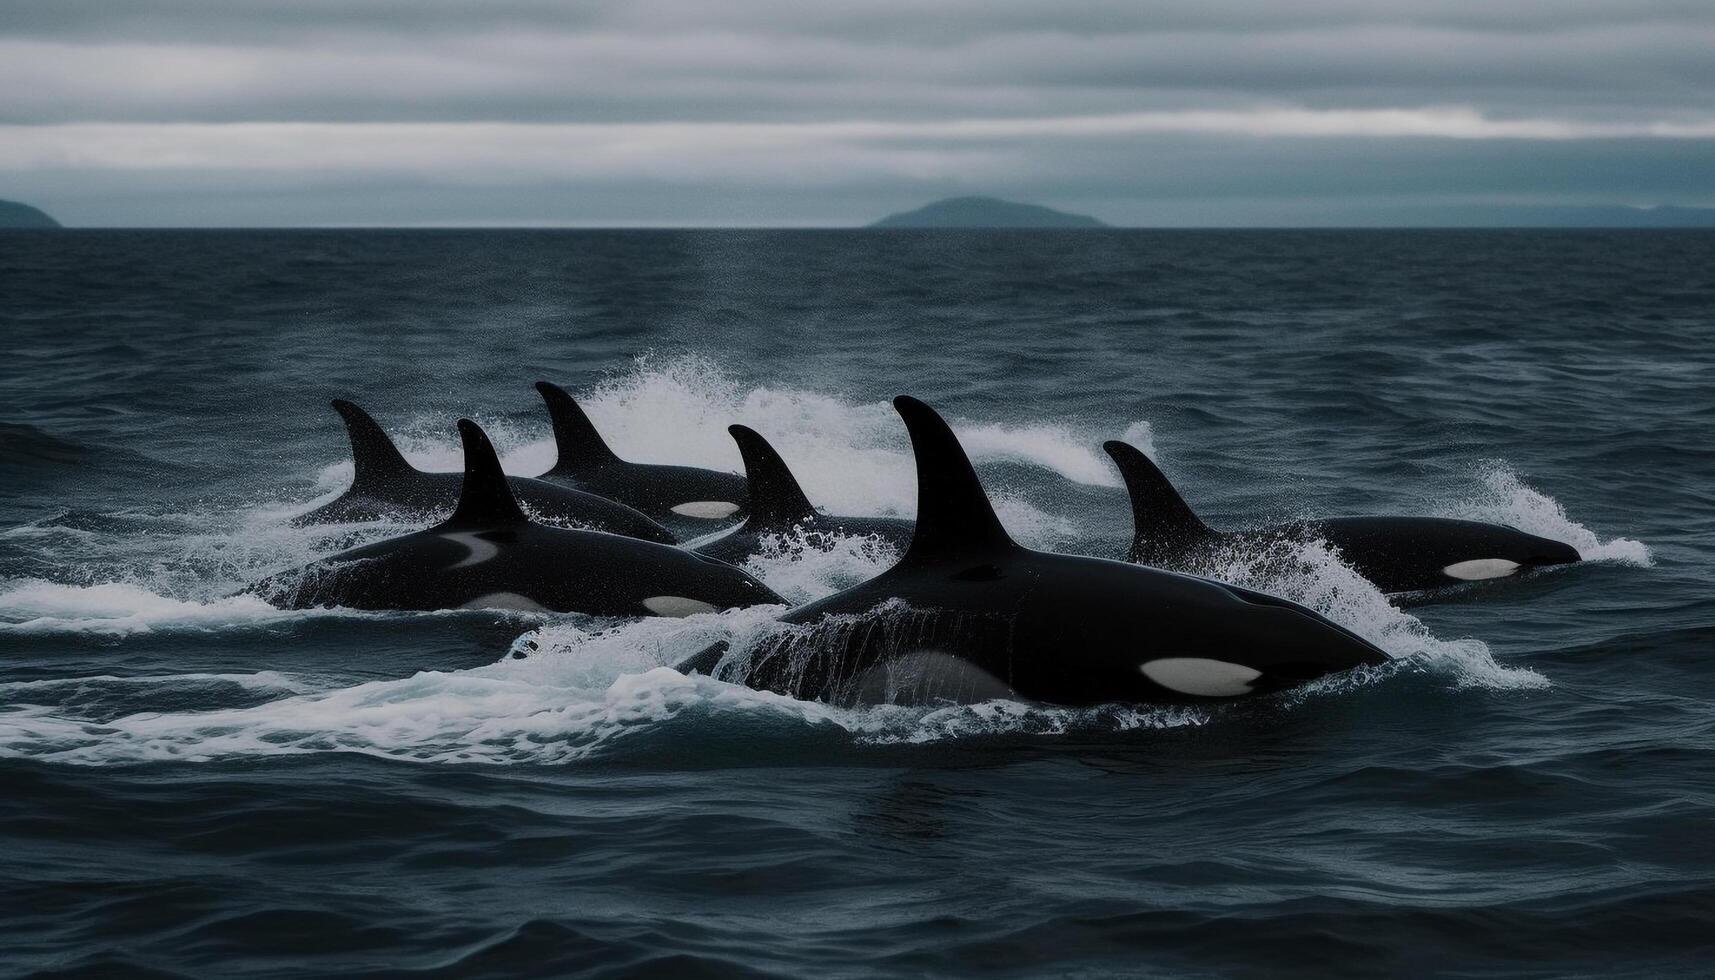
[1101,440,1214,562]
[894,396,1016,561]
[441,419,528,528]
[728,425,817,530]
[332,399,416,491]
[535,381,621,476]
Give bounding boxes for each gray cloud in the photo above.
[1,1,1711,224]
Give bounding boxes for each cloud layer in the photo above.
[3,1,1712,225]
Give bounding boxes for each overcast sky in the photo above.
[3,0,1713,226]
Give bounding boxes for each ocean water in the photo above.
[0,229,1710,978]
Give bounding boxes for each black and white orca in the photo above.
[533,381,749,533]
[679,397,1389,706]
[693,424,914,565]
[255,418,784,616]
[290,400,674,544]
[1102,440,1582,594]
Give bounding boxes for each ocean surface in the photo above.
[1,229,1710,978]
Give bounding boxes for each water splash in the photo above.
[1447,464,1651,565]
[0,604,1207,766]
[1179,536,1549,691]
[739,528,903,604]
[0,580,320,636]
[1116,420,1156,457]
[0,354,1567,766]
[300,353,1139,534]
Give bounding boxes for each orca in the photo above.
[533,381,748,532]
[693,424,914,565]
[677,397,1388,706]
[1102,440,1582,594]
[253,419,785,616]
[290,399,674,545]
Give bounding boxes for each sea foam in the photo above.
[304,353,1135,542]
[11,355,1656,766]
[1447,464,1651,565]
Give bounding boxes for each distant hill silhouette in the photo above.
[871,196,1106,229]
[0,199,60,229]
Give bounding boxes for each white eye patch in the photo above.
[460,592,549,613]
[1442,558,1521,581]
[671,501,741,519]
[642,595,720,617]
[1140,658,1262,698]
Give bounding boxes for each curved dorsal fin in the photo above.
[535,381,621,476]
[728,425,817,530]
[441,419,528,528]
[332,399,417,491]
[894,396,1016,561]
[1101,440,1213,562]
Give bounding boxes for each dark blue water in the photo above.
[2,230,1711,978]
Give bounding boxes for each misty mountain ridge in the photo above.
[0,199,61,229]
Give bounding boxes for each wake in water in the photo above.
[310,353,1113,537]
[1448,463,1652,566]
[1178,535,1546,691]
[0,354,1653,767]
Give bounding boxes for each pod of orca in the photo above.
[255,382,1587,707]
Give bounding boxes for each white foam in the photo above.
[1445,464,1652,566]
[0,605,1206,766]
[1117,420,1156,458]
[1180,536,1549,691]
[0,580,315,636]
[740,528,904,604]
[0,670,317,697]
[952,423,1122,487]
[584,352,1134,490]
[306,354,1143,524]
[4,355,1573,766]
[0,579,432,636]
[0,545,1522,766]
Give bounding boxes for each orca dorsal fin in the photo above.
[1101,440,1214,562]
[728,425,817,531]
[441,419,529,528]
[332,399,417,491]
[535,381,621,476]
[894,396,1017,561]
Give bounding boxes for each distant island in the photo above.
[0,199,61,229]
[871,196,1107,229]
